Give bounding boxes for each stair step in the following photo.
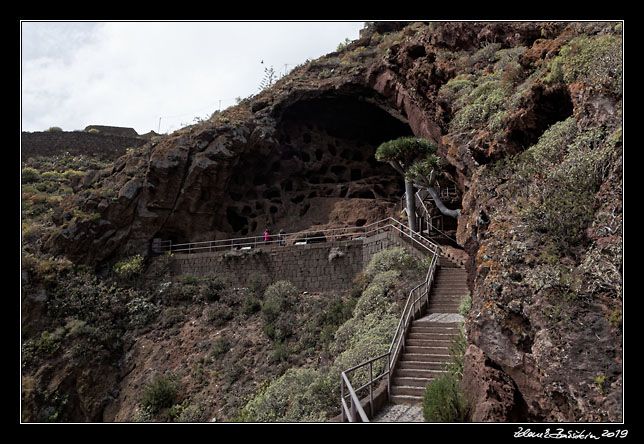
[404,345,450,354]
[427,302,462,308]
[406,338,453,347]
[407,331,459,339]
[432,284,469,290]
[393,376,435,388]
[400,352,451,363]
[407,334,458,343]
[391,385,427,397]
[433,286,467,291]
[409,326,460,334]
[397,360,448,371]
[427,308,461,314]
[390,394,423,406]
[395,368,447,378]
[438,269,467,274]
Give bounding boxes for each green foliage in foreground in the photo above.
[237,247,419,422]
[422,327,472,422]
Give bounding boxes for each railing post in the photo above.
[369,361,374,419]
[341,379,345,422]
[386,355,391,401]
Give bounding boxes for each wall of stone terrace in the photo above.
[21,131,149,162]
[170,230,419,293]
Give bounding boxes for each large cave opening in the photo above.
[223,93,415,235]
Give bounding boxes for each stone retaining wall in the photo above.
[170,230,415,292]
[21,131,149,162]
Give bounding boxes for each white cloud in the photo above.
[21,21,365,134]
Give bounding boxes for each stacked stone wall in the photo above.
[170,230,420,293]
[21,131,149,162]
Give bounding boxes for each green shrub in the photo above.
[242,295,261,315]
[364,247,418,282]
[422,373,471,422]
[261,281,298,341]
[241,368,326,422]
[22,167,41,183]
[205,303,233,326]
[517,121,613,253]
[113,254,144,280]
[212,336,231,358]
[246,273,269,297]
[126,296,160,327]
[450,78,511,133]
[422,326,470,422]
[544,33,622,93]
[141,375,178,415]
[203,276,226,302]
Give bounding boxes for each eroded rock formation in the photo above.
[41,21,622,422]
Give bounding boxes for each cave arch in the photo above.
[223,92,415,235]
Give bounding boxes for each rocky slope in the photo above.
[26,21,622,422]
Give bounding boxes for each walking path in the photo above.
[372,257,468,422]
[372,404,425,422]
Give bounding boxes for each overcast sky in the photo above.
[21,21,366,135]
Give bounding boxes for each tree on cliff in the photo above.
[376,137,460,232]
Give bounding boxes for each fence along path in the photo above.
[157,216,462,423]
[339,225,467,423]
[156,217,438,255]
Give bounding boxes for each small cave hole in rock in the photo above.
[507,85,574,152]
[227,207,248,233]
[330,165,347,177]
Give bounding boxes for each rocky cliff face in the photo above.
[41,21,622,422]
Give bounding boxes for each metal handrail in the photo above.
[339,221,440,422]
[158,217,440,255]
[340,351,391,422]
[156,217,440,423]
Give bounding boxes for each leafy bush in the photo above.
[22,167,41,183]
[515,119,614,253]
[113,254,144,280]
[205,303,233,326]
[261,281,298,341]
[450,78,512,133]
[422,373,471,422]
[544,33,622,93]
[240,248,415,422]
[364,247,418,282]
[126,296,160,327]
[203,276,226,302]
[240,368,327,422]
[212,336,231,358]
[422,327,471,422]
[141,375,178,415]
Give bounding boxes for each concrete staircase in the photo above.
[389,257,468,406]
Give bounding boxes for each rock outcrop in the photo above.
[42,21,623,422]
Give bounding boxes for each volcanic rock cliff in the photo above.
[41,21,623,422]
